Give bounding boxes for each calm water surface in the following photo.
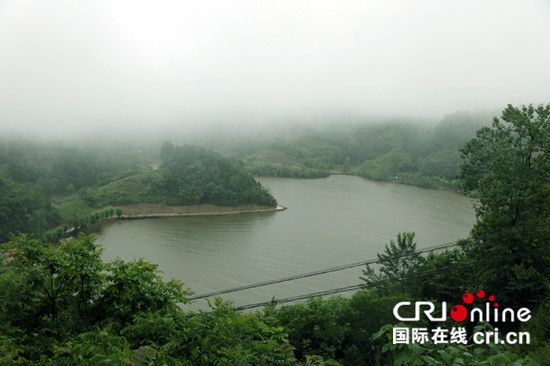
[98,175,476,309]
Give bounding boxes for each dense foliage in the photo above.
[157,143,277,207]
[267,291,411,365]
[0,235,190,363]
[247,162,330,179]
[0,177,60,243]
[215,111,487,188]
[0,140,151,193]
[3,233,544,365]
[0,140,151,241]
[78,144,278,209]
[0,141,277,241]
[0,235,297,365]
[460,103,550,309]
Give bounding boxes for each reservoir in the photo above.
[98,175,476,310]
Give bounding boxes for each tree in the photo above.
[0,235,190,362]
[459,103,550,308]
[360,232,422,296]
[160,140,174,162]
[0,235,297,364]
[0,178,60,243]
[160,144,277,207]
[343,156,351,173]
[115,207,123,218]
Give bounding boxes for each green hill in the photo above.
[68,145,277,213]
[244,149,330,178]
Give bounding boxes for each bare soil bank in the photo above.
[115,203,286,220]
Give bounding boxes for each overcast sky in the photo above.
[1,0,549,138]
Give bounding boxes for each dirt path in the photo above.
[115,203,286,219]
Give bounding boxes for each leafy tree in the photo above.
[160,145,277,207]
[115,207,123,218]
[459,103,550,308]
[271,296,350,361]
[0,178,60,243]
[356,151,414,181]
[268,290,413,365]
[160,140,174,162]
[520,299,550,363]
[343,156,351,173]
[0,235,299,364]
[341,290,413,365]
[51,148,100,191]
[122,299,295,365]
[413,246,473,303]
[0,235,190,363]
[360,232,422,296]
[418,149,461,181]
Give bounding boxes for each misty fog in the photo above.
[1,0,549,141]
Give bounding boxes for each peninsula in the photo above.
[56,143,281,236]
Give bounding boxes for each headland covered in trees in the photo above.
[64,144,281,227]
[1,104,550,364]
[0,143,279,243]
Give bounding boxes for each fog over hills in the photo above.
[1,0,549,141]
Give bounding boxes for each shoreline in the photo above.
[60,203,287,238]
[260,172,461,193]
[111,203,287,221]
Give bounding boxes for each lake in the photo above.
[98,175,476,310]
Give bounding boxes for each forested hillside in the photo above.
[0,142,276,242]
[0,141,150,242]
[218,111,488,188]
[67,144,276,211]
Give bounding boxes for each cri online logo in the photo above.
[393,290,531,323]
[451,290,494,322]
